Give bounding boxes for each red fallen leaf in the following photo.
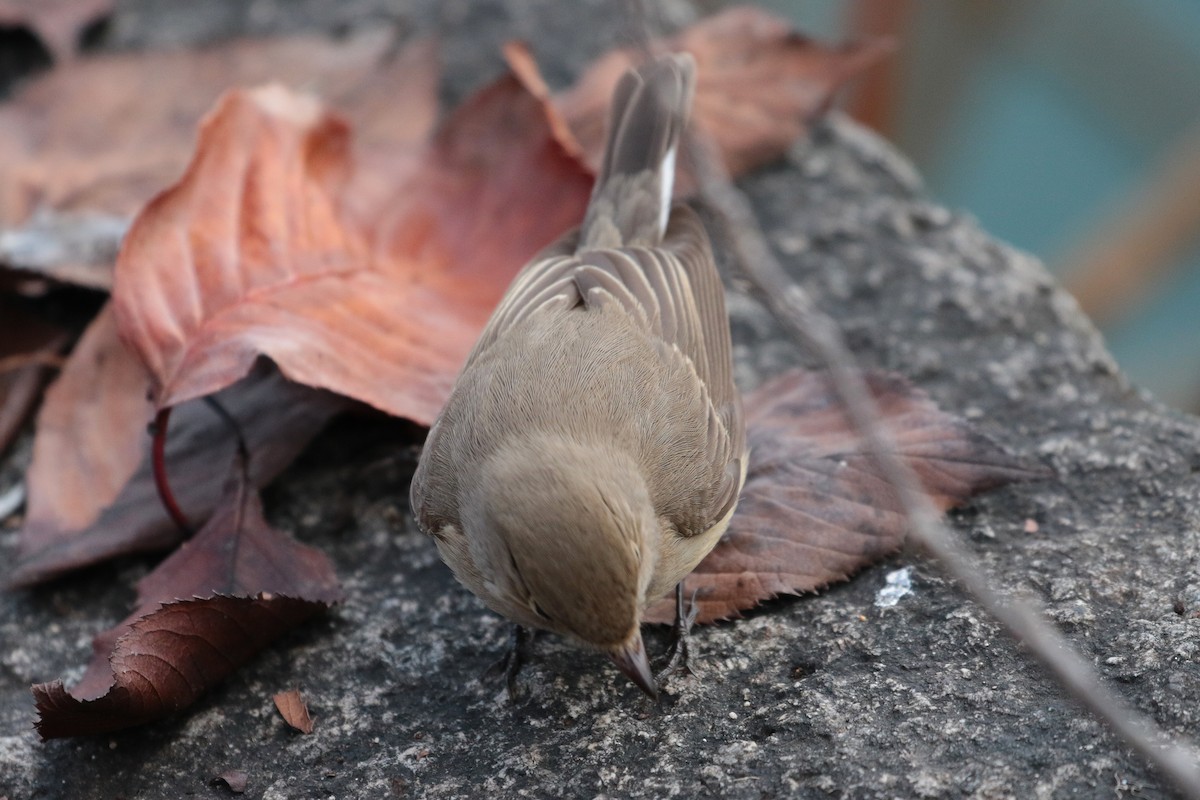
[10,306,147,539]
[0,0,112,62]
[32,458,342,738]
[0,32,438,290]
[6,304,347,588]
[546,6,891,178]
[6,36,436,584]
[0,303,68,459]
[213,769,249,794]
[112,77,592,420]
[0,31,437,225]
[273,688,314,734]
[111,11,873,421]
[645,370,1046,624]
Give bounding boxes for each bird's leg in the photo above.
[654,582,699,683]
[484,624,535,701]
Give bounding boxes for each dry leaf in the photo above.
[33,458,342,738]
[0,31,435,225]
[0,9,864,291]
[645,370,1046,624]
[0,0,112,62]
[0,302,67,458]
[0,32,438,289]
[213,769,249,794]
[549,6,891,177]
[273,688,314,734]
[110,11,874,421]
[112,77,592,421]
[10,305,148,542]
[7,37,438,585]
[7,305,346,587]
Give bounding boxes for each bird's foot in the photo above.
[484,625,535,702]
[654,583,699,684]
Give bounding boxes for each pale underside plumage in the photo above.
[409,53,745,650]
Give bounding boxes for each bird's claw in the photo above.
[484,625,534,702]
[654,583,699,684]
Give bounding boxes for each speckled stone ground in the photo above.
[4,1,1200,798]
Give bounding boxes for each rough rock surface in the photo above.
[4,1,1200,798]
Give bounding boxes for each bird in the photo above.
[409,52,745,698]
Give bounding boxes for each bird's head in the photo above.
[465,434,661,696]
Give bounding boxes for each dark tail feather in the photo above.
[579,53,696,251]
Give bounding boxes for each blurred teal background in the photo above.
[764,0,1200,411]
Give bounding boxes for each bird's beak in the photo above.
[609,632,658,699]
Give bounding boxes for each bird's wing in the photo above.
[459,228,582,370]
[459,204,746,534]
[576,206,740,439]
[582,205,745,531]
[412,230,580,536]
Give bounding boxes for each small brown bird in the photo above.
[410,53,745,697]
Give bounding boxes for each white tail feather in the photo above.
[658,145,676,237]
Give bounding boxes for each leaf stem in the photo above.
[151,407,193,536]
[203,396,249,464]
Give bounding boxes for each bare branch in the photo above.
[688,130,1200,799]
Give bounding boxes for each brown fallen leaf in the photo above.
[110,11,877,421]
[32,456,342,738]
[112,77,592,420]
[11,305,148,539]
[6,304,347,588]
[0,32,438,290]
[273,688,314,734]
[0,0,112,62]
[645,370,1046,624]
[0,30,436,225]
[6,37,437,586]
[213,769,249,794]
[0,302,68,459]
[547,5,891,178]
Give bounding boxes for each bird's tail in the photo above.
[578,53,696,251]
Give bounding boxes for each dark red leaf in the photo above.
[645,369,1047,624]
[32,461,342,738]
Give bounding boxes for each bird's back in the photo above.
[416,296,729,537]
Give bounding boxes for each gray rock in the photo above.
[4,1,1200,798]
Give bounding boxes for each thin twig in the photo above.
[612,0,1197,790]
[687,131,1200,798]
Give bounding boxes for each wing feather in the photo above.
[443,203,745,537]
